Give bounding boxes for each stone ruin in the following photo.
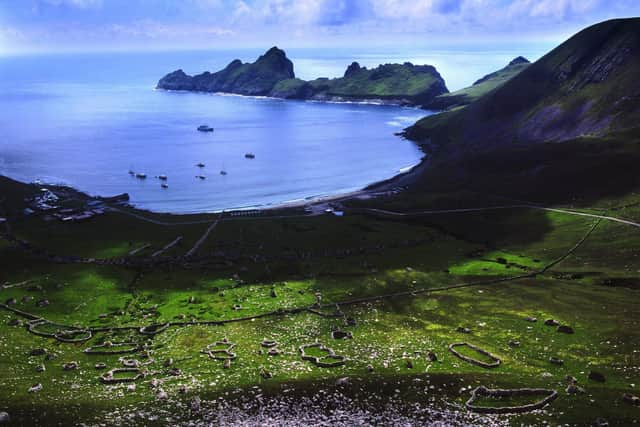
[466,386,558,414]
[299,343,346,368]
[448,343,501,368]
[202,339,237,361]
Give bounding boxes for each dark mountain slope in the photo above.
[407,18,640,152]
[403,18,640,205]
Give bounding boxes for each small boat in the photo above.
[197,125,214,132]
[161,183,169,189]
[196,163,205,168]
[244,153,255,159]
[220,170,227,176]
[196,175,206,180]
[128,170,135,176]
[135,173,147,179]
[158,175,168,181]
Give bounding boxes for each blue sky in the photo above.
[0,0,638,53]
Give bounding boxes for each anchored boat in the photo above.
[197,125,214,132]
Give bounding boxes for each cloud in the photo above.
[508,0,603,20]
[40,0,103,8]
[0,0,637,52]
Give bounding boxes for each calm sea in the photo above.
[0,46,550,213]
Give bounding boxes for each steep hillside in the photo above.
[423,57,530,110]
[404,18,640,205]
[407,18,640,152]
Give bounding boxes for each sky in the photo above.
[0,0,639,54]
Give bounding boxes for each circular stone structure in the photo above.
[465,386,558,414]
[260,339,278,348]
[299,343,346,368]
[202,340,237,361]
[448,343,501,369]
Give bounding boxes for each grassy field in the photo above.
[1,176,639,426]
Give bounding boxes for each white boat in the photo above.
[158,175,168,180]
[135,173,147,179]
[161,183,169,189]
[196,175,206,180]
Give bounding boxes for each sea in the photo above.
[0,46,552,213]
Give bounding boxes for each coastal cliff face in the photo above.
[157,48,449,104]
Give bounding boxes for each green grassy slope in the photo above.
[1,173,639,425]
[423,57,530,110]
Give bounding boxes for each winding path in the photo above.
[355,205,640,228]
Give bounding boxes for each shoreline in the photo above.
[2,155,428,218]
[155,87,427,109]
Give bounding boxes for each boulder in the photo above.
[557,325,575,334]
[549,357,564,366]
[508,340,521,347]
[335,377,350,386]
[589,371,606,383]
[456,327,471,334]
[524,316,537,322]
[191,396,202,413]
[63,361,79,371]
[331,330,353,340]
[29,348,47,357]
[544,319,560,327]
[28,383,43,393]
[623,393,640,406]
[427,351,438,362]
[566,384,585,394]
[0,412,9,424]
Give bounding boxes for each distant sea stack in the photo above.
[157,47,449,105]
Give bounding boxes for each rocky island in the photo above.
[157,46,449,105]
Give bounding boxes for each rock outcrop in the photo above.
[157,47,448,105]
